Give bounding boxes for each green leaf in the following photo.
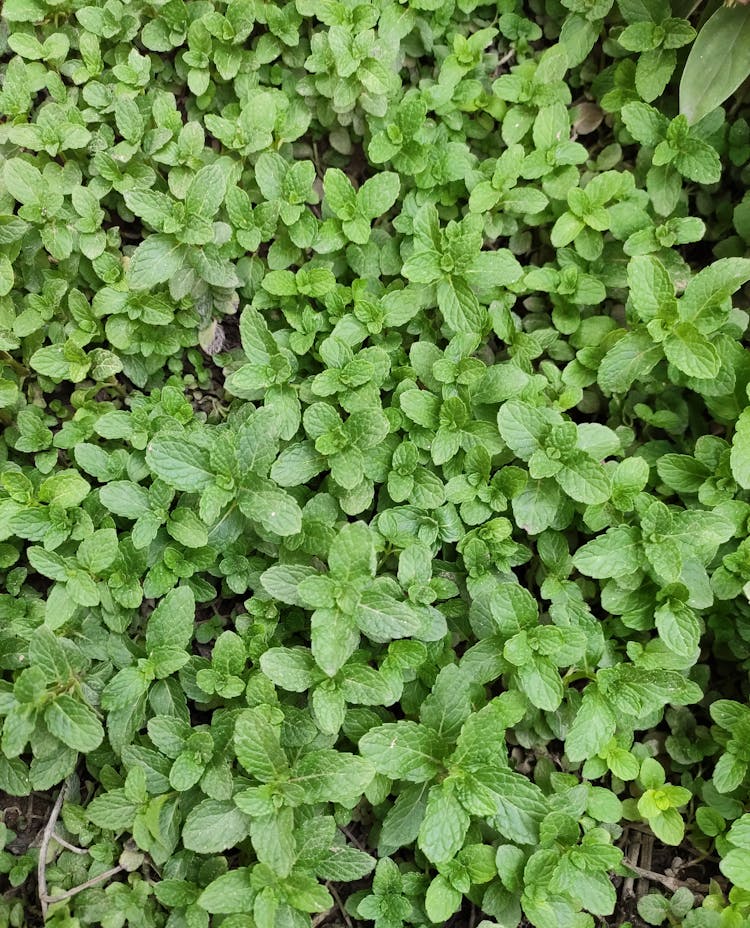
[167,508,208,548]
[45,696,104,753]
[185,160,230,220]
[655,601,700,657]
[316,846,376,881]
[680,4,750,125]
[261,565,318,606]
[459,766,546,845]
[260,648,316,692]
[359,722,443,782]
[182,799,251,854]
[731,408,750,489]
[379,784,429,853]
[3,158,42,203]
[572,526,642,579]
[565,687,616,763]
[556,455,611,505]
[402,249,441,284]
[425,874,462,923]
[497,400,549,459]
[720,848,750,892]
[598,331,663,394]
[663,323,720,379]
[198,869,255,914]
[680,258,750,331]
[355,591,423,642]
[146,436,214,491]
[309,682,344,732]
[234,708,288,781]
[294,750,374,802]
[656,454,707,494]
[128,234,186,289]
[713,752,748,794]
[647,806,685,845]
[420,665,473,740]
[146,587,195,653]
[628,256,675,321]
[271,442,326,487]
[515,655,564,711]
[311,608,360,676]
[77,528,119,574]
[451,697,520,769]
[101,668,150,713]
[437,277,486,334]
[358,171,400,219]
[471,250,523,288]
[330,521,376,578]
[240,488,302,536]
[0,756,30,797]
[283,874,332,913]
[324,168,356,216]
[551,210,585,247]
[566,689,616,762]
[0,256,14,297]
[98,481,150,518]
[87,790,140,831]
[251,808,296,876]
[725,815,750,848]
[418,782,469,863]
[3,0,45,21]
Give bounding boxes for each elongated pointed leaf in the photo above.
[680,5,750,124]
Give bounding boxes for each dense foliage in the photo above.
[3,0,750,926]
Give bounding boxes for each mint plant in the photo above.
[3,0,750,926]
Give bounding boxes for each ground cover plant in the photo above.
[3,0,750,926]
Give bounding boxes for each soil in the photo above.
[1,790,53,855]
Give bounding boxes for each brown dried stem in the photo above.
[38,785,122,920]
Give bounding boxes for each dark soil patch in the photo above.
[1,790,52,855]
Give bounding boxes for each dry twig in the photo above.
[51,834,88,855]
[328,881,353,928]
[622,830,642,902]
[38,787,66,920]
[38,785,123,919]
[491,47,516,77]
[637,833,654,900]
[44,866,125,908]
[625,864,710,894]
[339,826,367,853]
[312,909,334,927]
